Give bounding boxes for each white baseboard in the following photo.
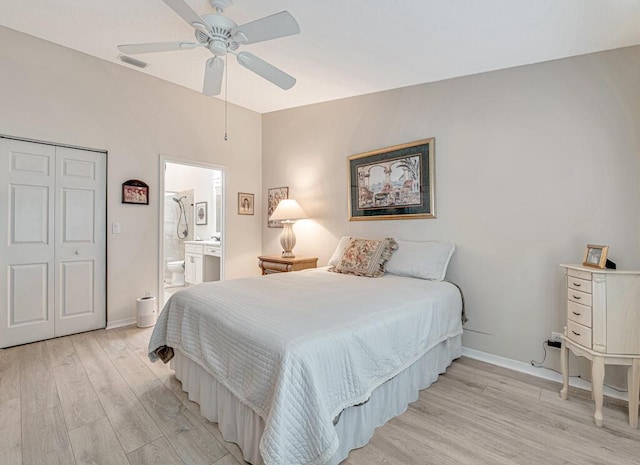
[106,317,136,330]
[461,346,627,401]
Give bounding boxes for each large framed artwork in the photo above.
[348,138,435,221]
[267,186,288,228]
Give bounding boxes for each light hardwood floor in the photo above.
[1,327,639,465]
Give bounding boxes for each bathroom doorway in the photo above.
[159,157,225,305]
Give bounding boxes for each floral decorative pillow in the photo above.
[330,237,398,277]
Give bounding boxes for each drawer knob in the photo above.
[572,311,581,316]
[573,282,581,287]
[572,330,581,336]
[572,295,581,300]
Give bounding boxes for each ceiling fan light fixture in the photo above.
[208,39,228,56]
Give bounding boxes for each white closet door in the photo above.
[0,139,56,347]
[0,139,106,348]
[54,146,106,337]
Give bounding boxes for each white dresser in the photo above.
[559,264,640,428]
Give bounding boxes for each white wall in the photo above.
[0,26,264,325]
[262,45,640,374]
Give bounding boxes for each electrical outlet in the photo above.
[550,332,563,343]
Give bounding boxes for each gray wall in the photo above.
[262,45,640,370]
[0,26,264,325]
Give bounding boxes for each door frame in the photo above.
[158,154,226,302]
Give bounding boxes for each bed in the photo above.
[149,247,462,465]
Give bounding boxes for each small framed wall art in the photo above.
[238,193,255,215]
[583,244,608,269]
[122,179,149,205]
[347,138,435,221]
[267,186,288,228]
[195,202,208,225]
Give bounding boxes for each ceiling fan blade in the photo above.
[232,11,300,45]
[118,42,198,55]
[236,52,296,90]
[203,57,224,96]
[161,0,212,35]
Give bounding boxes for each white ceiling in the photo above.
[2,0,640,113]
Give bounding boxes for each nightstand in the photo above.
[258,255,318,275]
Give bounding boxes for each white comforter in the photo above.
[149,268,462,465]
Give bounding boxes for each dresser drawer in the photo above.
[566,320,592,348]
[185,244,204,254]
[567,268,592,281]
[204,245,220,256]
[258,256,318,275]
[567,288,592,307]
[567,276,592,294]
[261,261,291,273]
[567,300,592,327]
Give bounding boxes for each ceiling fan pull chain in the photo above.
[224,57,228,141]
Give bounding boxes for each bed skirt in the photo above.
[171,334,462,465]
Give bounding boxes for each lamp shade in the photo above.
[269,199,308,221]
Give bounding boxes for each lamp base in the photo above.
[279,220,296,258]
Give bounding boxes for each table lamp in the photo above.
[269,199,308,258]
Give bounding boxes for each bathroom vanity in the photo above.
[184,240,221,285]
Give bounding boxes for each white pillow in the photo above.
[385,240,455,281]
[328,236,352,266]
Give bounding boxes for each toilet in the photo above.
[167,261,185,286]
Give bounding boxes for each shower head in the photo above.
[172,195,187,203]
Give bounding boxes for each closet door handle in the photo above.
[75,250,81,255]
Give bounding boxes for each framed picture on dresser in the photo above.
[583,244,608,269]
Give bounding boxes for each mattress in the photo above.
[149,267,463,465]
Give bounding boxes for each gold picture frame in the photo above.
[238,192,254,215]
[347,138,435,221]
[583,244,609,269]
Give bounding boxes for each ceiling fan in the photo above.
[117,0,300,96]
